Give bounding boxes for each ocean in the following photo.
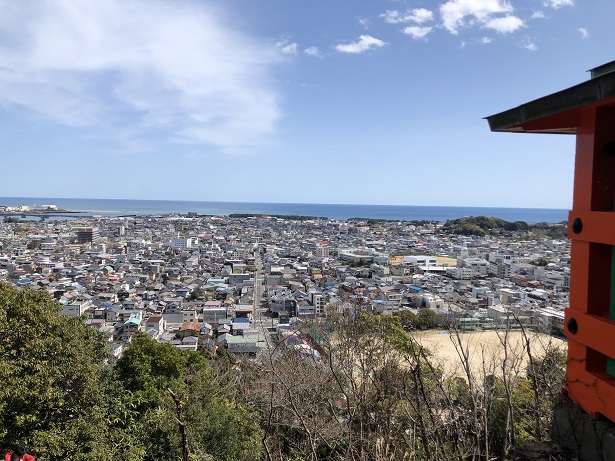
[0,197,568,224]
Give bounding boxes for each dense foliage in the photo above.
[393,308,438,330]
[0,283,111,460]
[0,283,261,461]
[529,222,568,239]
[442,216,567,239]
[0,284,566,460]
[442,216,530,236]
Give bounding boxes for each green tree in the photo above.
[113,334,261,461]
[188,289,205,301]
[112,334,203,459]
[417,309,438,329]
[0,283,113,460]
[185,367,261,461]
[394,310,419,331]
[531,257,551,267]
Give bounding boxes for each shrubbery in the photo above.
[0,284,566,460]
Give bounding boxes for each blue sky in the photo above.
[0,0,613,208]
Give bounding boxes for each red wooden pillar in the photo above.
[565,106,615,421]
[486,62,615,423]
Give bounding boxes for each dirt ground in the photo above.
[413,329,566,379]
[435,256,457,267]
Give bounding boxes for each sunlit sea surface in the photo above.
[0,197,568,224]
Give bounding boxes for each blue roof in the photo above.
[408,285,422,291]
[234,317,250,323]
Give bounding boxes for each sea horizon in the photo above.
[0,196,569,224]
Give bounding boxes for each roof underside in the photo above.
[486,70,615,134]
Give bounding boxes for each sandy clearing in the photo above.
[435,256,457,267]
[413,329,566,379]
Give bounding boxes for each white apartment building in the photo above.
[61,300,91,318]
[312,293,326,316]
[315,244,330,259]
[459,258,489,276]
[499,288,528,305]
[403,256,437,267]
[448,267,475,280]
[170,233,198,250]
[489,262,511,278]
[534,307,565,335]
[418,292,445,309]
[543,271,567,289]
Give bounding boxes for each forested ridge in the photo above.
[0,283,566,460]
[442,217,567,239]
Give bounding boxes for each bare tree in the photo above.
[242,302,566,461]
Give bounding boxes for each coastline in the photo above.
[0,196,569,223]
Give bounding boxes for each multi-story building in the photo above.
[170,233,197,250]
[314,244,329,260]
[60,299,91,318]
[459,257,489,276]
[75,227,100,244]
[312,293,326,316]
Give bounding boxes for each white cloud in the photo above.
[304,46,322,57]
[522,39,538,51]
[411,8,435,24]
[335,35,388,54]
[280,42,298,55]
[543,0,574,8]
[403,26,433,40]
[381,10,404,24]
[0,1,282,154]
[578,27,588,39]
[381,8,433,24]
[357,17,370,28]
[484,15,524,33]
[531,10,546,19]
[480,36,493,43]
[440,0,519,35]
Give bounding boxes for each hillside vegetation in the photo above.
[442,216,567,238]
[0,284,566,460]
[0,283,260,461]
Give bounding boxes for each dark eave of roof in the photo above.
[486,69,615,134]
[590,60,615,79]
